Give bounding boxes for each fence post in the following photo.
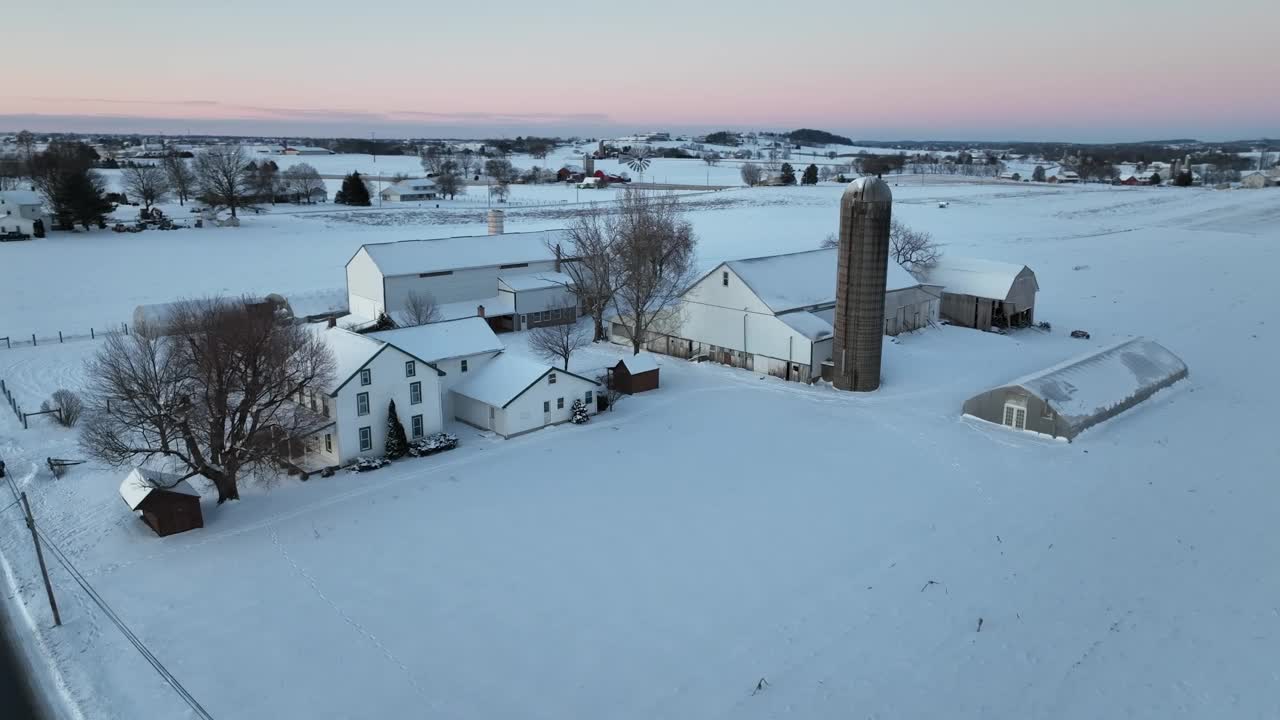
[91,328,95,340]
[32,333,36,346]
[58,331,63,343]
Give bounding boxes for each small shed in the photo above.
[119,468,204,537]
[925,257,1038,330]
[963,337,1187,440]
[611,353,660,394]
[451,353,600,438]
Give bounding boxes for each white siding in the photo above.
[679,302,815,365]
[495,372,599,438]
[512,286,577,315]
[435,352,500,421]
[682,265,774,315]
[346,248,385,319]
[331,346,443,463]
[452,393,493,431]
[383,261,560,317]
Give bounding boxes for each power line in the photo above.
[30,525,215,719]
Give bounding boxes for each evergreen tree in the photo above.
[1173,170,1193,187]
[336,171,371,206]
[1032,165,1046,182]
[801,164,819,185]
[570,399,590,424]
[54,169,112,230]
[780,163,796,185]
[385,399,409,458]
[1148,172,1162,186]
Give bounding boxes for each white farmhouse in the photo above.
[612,248,940,382]
[379,178,439,202]
[0,190,50,237]
[304,324,446,466]
[345,229,577,331]
[452,353,600,438]
[370,317,505,422]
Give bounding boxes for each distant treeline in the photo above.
[788,128,854,146]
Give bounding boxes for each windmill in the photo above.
[624,149,652,184]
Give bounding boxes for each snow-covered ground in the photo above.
[2,179,1279,718]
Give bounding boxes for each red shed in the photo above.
[610,353,660,394]
[119,468,204,537]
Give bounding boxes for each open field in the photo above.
[2,179,1279,718]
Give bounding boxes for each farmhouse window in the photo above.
[359,426,372,451]
[357,392,370,416]
[360,369,371,386]
[410,381,422,405]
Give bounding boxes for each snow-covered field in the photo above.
[2,179,1279,718]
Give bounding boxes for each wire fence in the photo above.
[0,322,130,351]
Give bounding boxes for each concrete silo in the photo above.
[832,176,893,392]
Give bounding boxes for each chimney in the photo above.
[327,316,337,328]
[487,209,505,235]
[476,305,485,318]
[832,176,893,392]
[554,243,562,273]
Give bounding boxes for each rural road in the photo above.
[0,607,43,719]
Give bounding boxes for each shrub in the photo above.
[43,389,83,427]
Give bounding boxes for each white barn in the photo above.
[380,178,439,202]
[613,248,940,382]
[345,229,577,331]
[452,353,600,438]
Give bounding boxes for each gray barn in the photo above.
[925,257,1038,329]
[963,337,1187,440]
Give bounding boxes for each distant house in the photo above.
[614,248,940,383]
[610,353,660,394]
[923,257,1038,330]
[1241,171,1273,189]
[963,337,1187,440]
[380,178,439,202]
[283,146,334,155]
[451,353,600,438]
[119,467,204,537]
[0,190,49,238]
[1047,170,1080,184]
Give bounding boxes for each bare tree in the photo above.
[42,389,83,427]
[163,154,196,206]
[420,144,452,175]
[81,297,335,504]
[702,151,721,166]
[528,302,589,370]
[121,164,171,211]
[484,157,514,183]
[282,163,324,204]
[488,182,510,204]
[820,232,839,249]
[194,145,257,217]
[435,171,464,199]
[0,156,24,190]
[610,190,697,355]
[398,290,442,327]
[888,219,941,273]
[740,162,763,186]
[551,206,619,342]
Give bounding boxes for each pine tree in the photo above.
[801,164,819,185]
[780,162,796,185]
[57,169,112,230]
[385,399,409,458]
[337,171,371,206]
[570,399,589,424]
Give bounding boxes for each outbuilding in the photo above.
[923,257,1038,330]
[452,353,600,438]
[962,337,1187,440]
[119,467,204,537]
[610,353,660,394]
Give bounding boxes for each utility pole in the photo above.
[21,493,61,627]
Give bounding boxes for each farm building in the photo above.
[923,257,1038,330]
[345,228,577,332]
[379,178,439,202]
[962,337,1187,440]
[610,353,660,394]
[1241,172,1274,189]
[119,468,204,537]
[371,317,505,422]
[612,248,940,383]
[452,353,600,438]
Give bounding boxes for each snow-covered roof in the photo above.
[286,288,348,320]
[723,248,923,314]
[310,325,388,394]
[382,178,438,193]
[923,257,1034,301]
[0,190,42,205]
[119,467,200,511]
[436,294,516,322]
[371,317,504,363]
[778,311,834,340]
[453,353,597,408]
[498,272,574,292]
[618,352,660,374]
[355,229,569,277]
[1002,337,1188,429]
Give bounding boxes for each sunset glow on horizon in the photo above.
[5,0,1277,141]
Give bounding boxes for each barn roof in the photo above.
[618,352,660,374]
[119,468,200,511]
[371,317,504,363]
[354,229,570,277]
[453,353,597,409]
[923,257,1035,301]
[778,311,834,340]
[999,337,1187,431]
[310,324,392,394]
[285,288,348,320]
[723,248,924,314]
[497,272,574,292]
